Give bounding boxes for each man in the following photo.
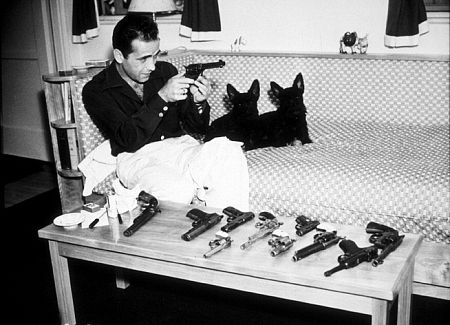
[82,14,249,209]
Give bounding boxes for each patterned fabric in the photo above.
[71,53,450,243]
[168,54,449,126]
[246,118,449,243]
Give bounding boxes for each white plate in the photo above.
[53,213,85,229]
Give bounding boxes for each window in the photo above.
[98,0,184,16]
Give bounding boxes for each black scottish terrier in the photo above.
[204,73,311,151]
[204,79,260,143]
[245,72,312,150]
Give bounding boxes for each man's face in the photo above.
[118,38,161,84]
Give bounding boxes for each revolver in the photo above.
[366,221,405,267]
[268,230,296,256]
[240,212,283,250]
[292,231,344,262]
[221,206,255,232]
[123,191,160,237]
[184,60,225,80]
[181,208,223,241]
[203,231,233,258]
[324,239,378,277]
[295,215,320,236]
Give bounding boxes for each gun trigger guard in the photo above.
[226,216,235,222]
[255,221,264,228]
[337,254,347,262]
[209,239,220,248]
[369,234,379,243]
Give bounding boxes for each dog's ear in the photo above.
[270,81,283,98]
[293,73,305,94]
[227,84,239,101]
[248,79,260,100]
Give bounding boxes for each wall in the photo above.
[1,0,54,161]
[70,0,449,65]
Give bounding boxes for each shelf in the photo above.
[51,118,77,129]
[42,71,87,83]
[57,168,83,178]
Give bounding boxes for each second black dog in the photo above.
[245,72,312,150]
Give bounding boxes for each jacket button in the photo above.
[160,135,165,140]
[158,112,163,117]
[163,106,168,111]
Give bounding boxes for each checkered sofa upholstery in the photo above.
[72,51,450,243]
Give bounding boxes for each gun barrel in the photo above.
[199,60,225,70]
[324,264,346,277]
[123,206,159,237]
[203,238,232,258]
[240,239,255,250]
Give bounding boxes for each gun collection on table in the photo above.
[97,194,405,277]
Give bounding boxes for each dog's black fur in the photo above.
[245,72,312,150]
[204,79,260,143]
[204,73,312,151]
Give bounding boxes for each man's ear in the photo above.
[113,49,125,64]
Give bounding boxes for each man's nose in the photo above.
[146,59,156,71]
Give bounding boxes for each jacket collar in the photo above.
[102,61,165,91]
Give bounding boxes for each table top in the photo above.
[39,201,422,302]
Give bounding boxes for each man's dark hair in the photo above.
[112,14,159,58]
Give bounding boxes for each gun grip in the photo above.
[366,221,397,234]
[186,208,208,221]
[223,206,243,219]
[339,239,360,254]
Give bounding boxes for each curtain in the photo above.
[72,0,99,44]
[384,0,428,47]
[179,0,221,41]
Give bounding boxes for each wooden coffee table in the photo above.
[38,201,422,325]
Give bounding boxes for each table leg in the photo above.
[397,264,413,325]
[48,241,76,325]
[371,299,389,325]
[115,267,130,289]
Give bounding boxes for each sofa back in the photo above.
[168,52,449,125]
[72,51,449,160]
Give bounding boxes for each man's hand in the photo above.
[158,72,194,102]
[190,75,212,104]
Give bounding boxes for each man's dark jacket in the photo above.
[82,61,210,156]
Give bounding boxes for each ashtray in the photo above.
[53,213,85,230]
